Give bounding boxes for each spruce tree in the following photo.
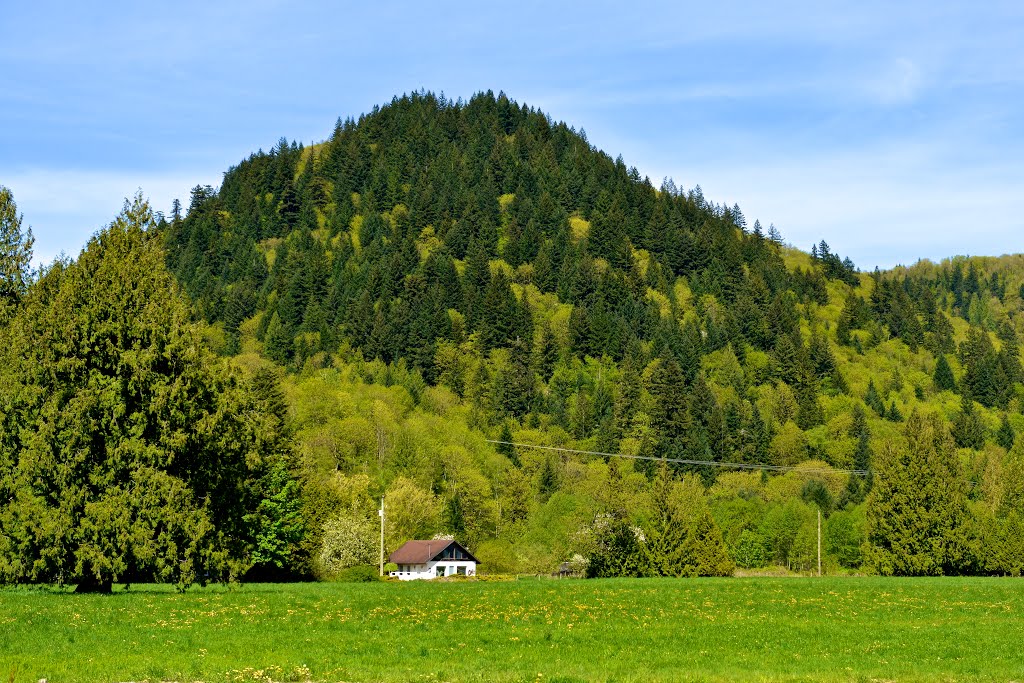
[0,186,34,308]
[640,465,691,577]
[496,422,520,467]
[864,379,886,416]
[865,411,971,575]
[933,354,956,392]
[996,414,1015,451]
[952,393,986,450]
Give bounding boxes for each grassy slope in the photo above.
[2,578,1021,683]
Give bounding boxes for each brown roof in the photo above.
[388,539,479,564]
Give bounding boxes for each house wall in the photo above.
[389,560,477,580]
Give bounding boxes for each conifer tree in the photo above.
[996,414,1015,451]
[933,354,956,392]
[641,466,693,576]
[0,186,34,308]
[865,411,971,575]
[864,379,886,416]
[0,195,294,590]
[952,393,986,450]
[496,422,520,467]
[960,327,1004,408]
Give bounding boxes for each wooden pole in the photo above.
[817,507,822,577]
[379,495,385,577]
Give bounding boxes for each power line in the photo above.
[485,440,870,477]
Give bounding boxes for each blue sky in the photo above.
[3,0,1022,269]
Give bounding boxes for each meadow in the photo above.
[1,577,1021,683]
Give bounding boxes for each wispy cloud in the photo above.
[642,142,1024,269]
[1,0,1021,270]
[6,169,219,266]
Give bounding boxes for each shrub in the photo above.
[333,565,381,582]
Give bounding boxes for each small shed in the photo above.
[388,540,479,580]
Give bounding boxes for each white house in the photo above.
[388,539,479,580]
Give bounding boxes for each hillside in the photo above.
[157,91,1024,577]
[4,91,1022,584]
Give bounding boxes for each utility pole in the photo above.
[379,495,385,577]
[817,507,822,577]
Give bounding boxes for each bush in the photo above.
[333,565,381,582]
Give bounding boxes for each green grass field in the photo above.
[2,577,1021,683]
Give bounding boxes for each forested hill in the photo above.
[159,90,1024,577]
[169,90,854,380]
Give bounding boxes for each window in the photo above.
[456,566,466,576]
[436,565,445,577]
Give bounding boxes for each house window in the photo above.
[457,566,466,576]
[436,565,445,577]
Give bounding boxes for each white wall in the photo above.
[389,559,477,580]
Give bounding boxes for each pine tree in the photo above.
[933,354,956,392]
[951,393,986,450]
[996,414,1015,451]
[0,186,34,307]
[864,379,886,416]
[865,411,971,575]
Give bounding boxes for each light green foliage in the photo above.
[317,512,377,576]
[825,505,866,568]
[384,477,441,552]
[10,94,1024,585]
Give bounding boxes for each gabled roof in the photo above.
[388,539,479,564]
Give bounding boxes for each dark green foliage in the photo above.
[810,240,858,286]
[164,92,811,382]
[12,91,1019,583]
[952,393,986,450]
[496,422,521,467]
[0,196,297,589]
[801,480,833,516]
[996,414,1015,451]
[933,354,956,392]
[590,466,732,578]
[959,327,1006,408]
[0,186,34,308]
[866,411,971,575]
[864,379,886,416]
[585,518,644,578]
[538,457,559,499]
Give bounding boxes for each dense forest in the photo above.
[3,91,1024,588]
